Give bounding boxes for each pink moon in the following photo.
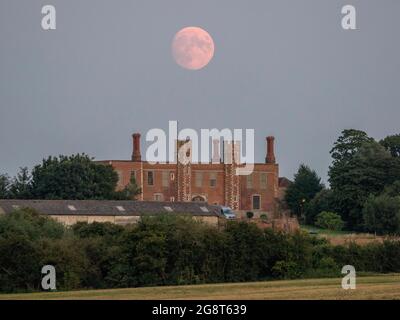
[172,27,215,70]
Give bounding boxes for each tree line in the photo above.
[0,154,141,200]
[1,209,399,293]
[285,130,400,235]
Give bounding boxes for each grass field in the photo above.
[300,225,390,245]
[1,274,399,300]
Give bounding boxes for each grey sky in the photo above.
[1,0,399,183]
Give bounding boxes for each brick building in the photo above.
[99,134,284,213]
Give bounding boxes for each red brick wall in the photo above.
[99,160,279,211]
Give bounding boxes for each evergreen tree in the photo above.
[0,174,10,199]
[284,164,324,217]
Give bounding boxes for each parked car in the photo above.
[220,206,236,220]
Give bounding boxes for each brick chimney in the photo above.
[265,136,276,164]
[132,133,141,162]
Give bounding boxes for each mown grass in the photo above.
[1,274,399,300]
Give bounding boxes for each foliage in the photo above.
[380,134,400,157]
[114,173,142,200]
[383,181,400,197]
[8,167,32,199]
[246,211,254,219]
[284,164,324,217]
[29,154,119,200]
[330,129,375,164]
[2,209,400,293]
[362,194,400,235]
[0,208,65,240]
[0,209,66,292]
[329,139,400,230]
[304,189,336,225]
[0,174,10,199]
[315,211,344,231]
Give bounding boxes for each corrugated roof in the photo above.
[0,200,222,217]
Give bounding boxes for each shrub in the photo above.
[271,261,302,279]
[315,211,344,231]
[304,189,336,225]
[362,194,400,235]
[1,210,400,293]
[246,211,254,219]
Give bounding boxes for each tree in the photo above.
[329,140,400,230]
[284,164,324,217]
[330,129,374,165]
[29,154,119,200]
[380,134,400,157]
[363,194,400,235]
[117,173,142,200]
[0,174,10,199]
[315,211,344,231]
[8,167,32,199]
[383,181,400,197]
[0,208,65,240]
[304,189,336,225]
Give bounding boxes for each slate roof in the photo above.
[0,200,221,217]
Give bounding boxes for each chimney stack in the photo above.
[132,133,141,162]
[265,136,276,164]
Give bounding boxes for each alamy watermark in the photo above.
[41,265,56,291]
[145,121,255,175]
[341,265,356,290]
[40,4,357,31]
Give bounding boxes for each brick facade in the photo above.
[99,134,280,212]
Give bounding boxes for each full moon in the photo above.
[172,27,215,70]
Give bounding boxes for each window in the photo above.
[246,174,253,189]
[209,172,217,187]
[252,195,261,210]
[154,193,163,201]
[260,173,267,189]
[162,171,169,187]
[195,172,203,187]
[147,171,154,186]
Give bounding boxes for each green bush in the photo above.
[1,208,400,293]
[271,261,302,279]
[315,211,344,231]
[363,194,400,235]
[246,211,254,219]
